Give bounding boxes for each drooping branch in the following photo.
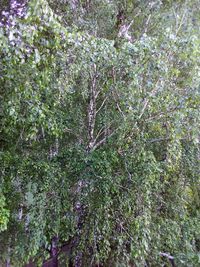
[112,91,126,118]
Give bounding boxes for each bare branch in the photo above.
[146,105,180,123]
[112,91,126,118]
[135,80,159,127]
[160,252,174,260]
[91,128,118,152]
[143,13,152,34]
[87,65,98,152]
[147,137,170,143]
[176,11,187,35]
[160,252,176,267]
[93,126,106,144]
[116,102,125,117]
[96,96,108,114]
[172,0,188,36]
[95,90,101,99]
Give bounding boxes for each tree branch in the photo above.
[96,95,108,114]
[91,128,118,151]
[160,252,176,267]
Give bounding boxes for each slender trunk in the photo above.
[72,66,98,266]
[6,240,11,267]
[6,255,10,267]
[87,65,98,152]
[49,236,59,267]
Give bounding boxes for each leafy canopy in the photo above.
[0,0,200,266]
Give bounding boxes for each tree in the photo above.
[0,0,200,266]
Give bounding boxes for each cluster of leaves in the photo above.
[0,0,200,266]
[0,194,10,232]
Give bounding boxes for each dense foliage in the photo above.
[0,0,200,266]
